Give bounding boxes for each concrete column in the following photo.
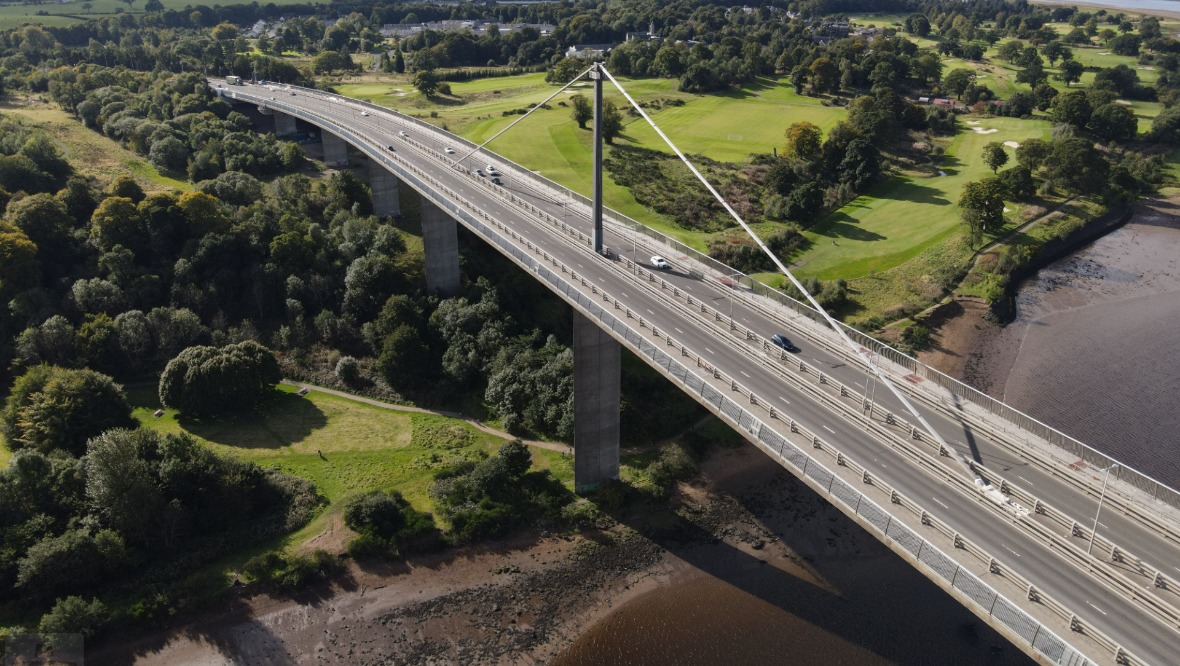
[573,312,621,492]
[369,164,400,218]
[321,130,348,167]
[420,196,460,295]
[274,111,297,137]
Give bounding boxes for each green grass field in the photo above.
[0,102,189,191]
[794,116,1051,280]
[338,73,847,248]
[0,0,313,29]
[130,384,574,547]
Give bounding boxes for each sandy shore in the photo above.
[924,196,1180,487]
[90,443,1028,665]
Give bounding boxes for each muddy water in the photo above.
[555,460,1033,666]
[998,201,1180,488]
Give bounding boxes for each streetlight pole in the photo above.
[1087,464,1118,555]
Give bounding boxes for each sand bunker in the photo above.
[1116,99,1133,106]
[1003,207,1011,213]
[937,170,947,177]
[1003,141,1020,149]
[970,127,998,134]
[966,120,981,126]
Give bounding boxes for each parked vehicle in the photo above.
[651,256,670,270]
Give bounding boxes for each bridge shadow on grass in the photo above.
[606,460,1030,664]
[177,390,329,450]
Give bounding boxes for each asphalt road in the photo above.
[219,80,1178,664]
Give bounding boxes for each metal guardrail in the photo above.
[223,83,1147,663]
[268,77,1180,517]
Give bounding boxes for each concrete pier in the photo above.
[420,197,460,295]
[274,111,297,137]
[573,312,621,492]
[370,165,400,218]
[322,131,348,167]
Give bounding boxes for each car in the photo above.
[387,145,396,152]
[444,146,456,154]
[475,169,486,177]
[491,177,502,185]
[650,256,670,270]
[770,333,799,353]
[398,131,408,137]
[361,111,370,116]
[289,91,296,95]
[486,165,500,176]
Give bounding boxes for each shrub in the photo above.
[243,549,342,593]
[646,443,698,488]
[334,355,360,384]
[38,596,108,639]
[1,365,134,457]
[158,340,281,416]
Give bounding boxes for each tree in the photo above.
[17,529,126,600]
[1052,91,1093,130]
[1150,106,1180,143]
[89,196,143,254]
[783,121,822,162]
[943,68,975,98]
[158,341,281,416]
[412,69,441,97]
[1046,137,1109,193]
[959,178,1005,247]
[570,94,592,129]
[148,136,188,173]
[1,366,135,457]
[0,221,39,300]
[38,597,108,639]
[1059,59,1084,87]
[601,99,624,145]
[1016,59,1046,86]
[393,48,405,74]
[1089,103,1138,142]
[1014,136,1052,168]
[210,22,238,41]
[343,490,414,538]
[983,142,1009,173]
[808,57,839,94]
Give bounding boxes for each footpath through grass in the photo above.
[130,383,574,548]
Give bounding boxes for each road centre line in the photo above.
[1086,601,1108,616]
[823,425,835,434]
[931,497,950,509]
[1003,544,1021,558]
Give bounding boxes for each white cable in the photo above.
[599,66,979,482]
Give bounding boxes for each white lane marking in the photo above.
[578,263,584,268]
[1086,601,1107,616]
[855,382,864,388]
[822,425,835,434]
[779,396,791,404]
[621,292,630,298]
[1018,475,1031,485]
[646,309,655,315]
[931,497,950,510]
[1002,544,1021,558]
[704,347,715,355]
[740,371,751,378]
[674,327,684,334]
[1098,521,1108,529]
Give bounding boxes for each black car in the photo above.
[770,333,799,352]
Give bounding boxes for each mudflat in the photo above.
[929,196,1180,488]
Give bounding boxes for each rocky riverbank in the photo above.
[91,443,1029,665]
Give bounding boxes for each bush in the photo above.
[334,355,360,384]
[159,340,281,416]
[243,549,342,593]
[38,596,108,639]
[346,533,396,561]
[646,443,698,488]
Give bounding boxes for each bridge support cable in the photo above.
[453,64,596,170]
[598,66,980,484]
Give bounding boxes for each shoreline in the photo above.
[89,443,1029,665]
[922,194,1180,485]
[1033,0,1180,20]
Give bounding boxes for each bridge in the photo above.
[214,76,1180,665]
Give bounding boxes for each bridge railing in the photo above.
[249,89,1139,663]
[266,77,1180,517]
